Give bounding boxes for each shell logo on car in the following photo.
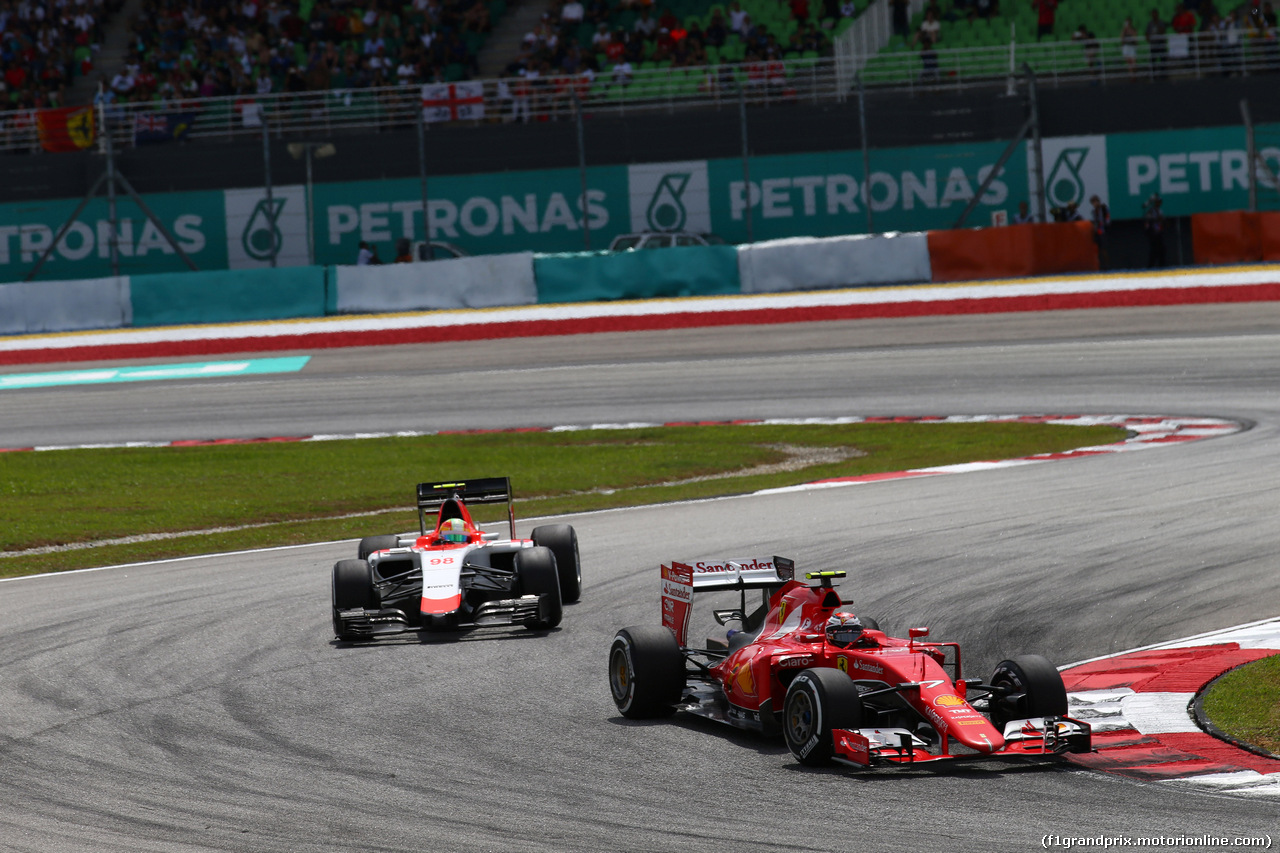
[934,694,966,707]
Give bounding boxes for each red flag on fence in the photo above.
[36,105,96,152]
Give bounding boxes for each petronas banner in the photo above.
[1,123,1276,282]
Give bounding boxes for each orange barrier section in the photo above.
[1261,213,1280,262]
[927,222,1099,283]
[1191,211,1263,265]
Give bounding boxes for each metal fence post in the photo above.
[262,121,277,267]
[574,88,591,250]
[858,74,873,235]
[738,83,753,244]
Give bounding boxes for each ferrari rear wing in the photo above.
[416,477,516,538]
[661,556,794,645]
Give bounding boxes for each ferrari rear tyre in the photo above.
[988,654,1068,729]
[531,524,582,603]
[515,546,563,630]
[608,625,685,718]
[332,559,378,641]
[357,535,400,561]
[783,668,865,766]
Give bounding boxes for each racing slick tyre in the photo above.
[332,559,379,641]
[357,535,400,561]
[783,668,865,767]
[531,524,582,603]
[609,625,686,719]
[988,654,1068,730]
[515,546,563,630]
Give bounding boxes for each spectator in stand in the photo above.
[591,21,612,50]
[657,7,679,32]
[975,0,998,18]
[559,0,585,35]
[914,8,941,46]
[790,0,810,23]
[1146,7,1169,74]
[1171,3,1197,34]
[919,32,939,80]
[1089,194,1110,269]
[728,1,750,35]
[1120,16,1139,77]
[1144,194,1166,267]
[634,7,657,39]
[1012,200,1037,223]
[1033,0,1058,40]
[891,0,911,37]
[704,10,727,47]
[1072,22,1099,70]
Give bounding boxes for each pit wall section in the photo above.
[0,223,1102,334]
[1191,211,1280,265]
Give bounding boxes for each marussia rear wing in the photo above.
[661,556,794,645]
[416,477,516,537]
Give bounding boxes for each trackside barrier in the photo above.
[333,252,537,314]
[129,267,328,328]
[1191,212,1280,265]
[0,276,130,335]
[532,245,741,304]
[737,233,932,294]
[926,222,1099,282]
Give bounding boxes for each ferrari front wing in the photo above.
[334,594,550,639]
[832,715,1092,768]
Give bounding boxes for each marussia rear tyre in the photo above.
[608,625,685,718]
[357,535,400,561]
[988,654,1068,729]
[783,668,865,766]
[531,524,582,603]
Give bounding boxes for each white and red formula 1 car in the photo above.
[331,477,581,641]
[608,557,1091,768]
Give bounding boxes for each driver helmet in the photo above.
[440,518,469,544]
[825,611,864,648]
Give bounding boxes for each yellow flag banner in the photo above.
[37,105,96,153]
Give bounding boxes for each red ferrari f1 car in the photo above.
[608,557,1091,767]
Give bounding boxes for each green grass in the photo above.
[1202,654,1280,756]
[0,421,1126,578]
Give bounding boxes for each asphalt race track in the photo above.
[2,303,1280,852]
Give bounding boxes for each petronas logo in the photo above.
[646,173,691,232]
[1046,148,1090,208]
[242,197,285,261]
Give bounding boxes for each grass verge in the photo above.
[0,421,1126,578]
[1202,654,1280,755]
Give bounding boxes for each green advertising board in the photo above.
[0,190,228,282]
[3,121,1277,284]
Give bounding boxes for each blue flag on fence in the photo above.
[132,112,196,145]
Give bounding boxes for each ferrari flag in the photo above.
[36,105,95,152]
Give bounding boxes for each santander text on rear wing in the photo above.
[661,556,795,645]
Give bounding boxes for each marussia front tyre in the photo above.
[783,668,865,766]
[515,546,563,630]
[332,559,378,641]
[608,625,685,719]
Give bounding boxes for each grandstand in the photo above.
[0,0,1276,155]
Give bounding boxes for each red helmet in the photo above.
[825,611,864,648]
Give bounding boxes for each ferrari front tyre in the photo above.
[988,654,1068,729]
[332,559,378,641]
[608,625,685,719]
[357,534,400,561]
[783,668,865,766]
[531,524,582,603]
[515,546,563,630]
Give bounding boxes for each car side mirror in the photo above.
[909,627,929,639]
